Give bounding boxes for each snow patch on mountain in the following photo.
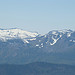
[67,33,71,37]
[0,29,38,43]
[41,43,44,47]
[73,40,75,42]
[52,31,56,35]
[50,36,59,45]
[36,44,39,47]
[70,40,75,42]
[48,29,73,45]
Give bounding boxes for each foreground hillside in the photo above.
[0,62,75,75]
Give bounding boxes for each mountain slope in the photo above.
[0,28,38,43]
[0,29,75,65]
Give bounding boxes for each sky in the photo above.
[0,0,75,34]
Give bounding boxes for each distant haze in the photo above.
[0,0,75,34]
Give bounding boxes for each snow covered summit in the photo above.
[0,28,38,42]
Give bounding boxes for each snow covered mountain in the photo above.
[30,29,75,50]
[0,28,74,46]
[0,28,38,43]
[0,29,75,65]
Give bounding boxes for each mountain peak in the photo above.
[0,28,38,42]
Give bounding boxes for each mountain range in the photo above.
[0,28,75,65]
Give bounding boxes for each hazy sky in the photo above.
[0,0,75,34]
